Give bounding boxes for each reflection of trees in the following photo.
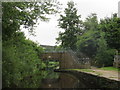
[18,70,59,88]
[59,73,79,88]
[43,71,59,79]
[13,70,48,88]
[41,72,81,88]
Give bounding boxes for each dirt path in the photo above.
[84,68,120,81]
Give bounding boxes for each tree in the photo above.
[83,13,98,32]
[77,30,99,58]
[99,14,120,52]
[2,32,46,88]
[57,1,82,50]
[77,14,116,66]
[95,32,115,67]
[2,1,60,88]
[2,1,60,40]
[76,14,99,58]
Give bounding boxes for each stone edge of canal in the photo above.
[54,69,120,88]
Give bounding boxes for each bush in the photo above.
[95,49,115,67]
[2,32,45,88]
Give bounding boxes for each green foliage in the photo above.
[77,30,99,58]
[57,1,82,50]
[76,13,117,67]
[76,14,100,57]
[100,67,119,71]
[2,32,45,88]
[2,1,60,88]
[94,32,115,67]
[99,15,120,52]
[83,13,98,32]
[47,61,59,68]
[45,71,59,79]
[2,1,60,40]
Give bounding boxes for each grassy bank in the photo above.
[65,67,120,76]
[100,67,120,71]
[67,67,119,72]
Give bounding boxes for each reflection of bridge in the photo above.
[41,50,91,69]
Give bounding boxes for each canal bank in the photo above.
[54,69,120,88]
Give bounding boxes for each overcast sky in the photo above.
[22,0,120,46]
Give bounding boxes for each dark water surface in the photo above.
[40,70,87,88]
[9,69,119,88]
[41,72,79,88]
[39,70,120,89]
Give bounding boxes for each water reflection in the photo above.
[18,69,119,88]
[40,71,80,88]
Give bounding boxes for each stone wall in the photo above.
[113,55,120,68]
[60,52,91,69]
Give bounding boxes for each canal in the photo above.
[18,69,119,88]
[40,70,80,88]
[39,60,82,88]
[18,60,119,88]
[40,70,120,89]
[20,70,81,88]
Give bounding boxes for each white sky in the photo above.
[22,0,120,46]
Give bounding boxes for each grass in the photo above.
[65,66,120,77]
[66,67,120,72]
[100,67,120,71]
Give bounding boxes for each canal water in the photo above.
[19,69,119,88]
[16,69,93,88]
[40,71,79,88]
[18,60,119,88]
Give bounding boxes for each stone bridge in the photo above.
[41,50,91,69]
